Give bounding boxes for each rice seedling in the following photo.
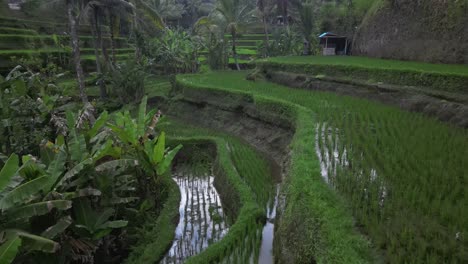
[175,71,468,263]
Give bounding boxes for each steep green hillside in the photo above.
[353,0,467,64]
[0,15,133,73]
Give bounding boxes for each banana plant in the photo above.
[73,198,128,240]
[109,96,182,181]
[0,109,134,263]
[0,154,70,264]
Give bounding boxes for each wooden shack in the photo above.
[319,32,349,56]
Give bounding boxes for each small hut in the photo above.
[318,32,349,56]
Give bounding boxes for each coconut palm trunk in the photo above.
[231,30,240,70]
[257,0,269,55]
[90,8,107,99]
[109,13,118,66]
[67,0,88,105]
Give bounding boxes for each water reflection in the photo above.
[315,123,387,208]
[160,170,228,264]
[258,184,280,264]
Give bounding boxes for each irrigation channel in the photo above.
[161,144,281,263]
[160,163,228,263]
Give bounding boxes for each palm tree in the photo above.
[213,0,255,70]
[292,0,315,55]
[66,0,89,105]
[256,0,275,56]
[85,0,135,99]
[277,0,288,25]
[86,3,108,98]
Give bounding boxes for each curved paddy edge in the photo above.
[171,76,376,263]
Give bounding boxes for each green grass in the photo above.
[0,48,134,56]
[236,48,257,55]
[232,45,257,50]
[0,34,129,50]
[264,56,468,76]
[0,27,38,35]
[259,56,468,93]
[175,71,468,263]
[224,34,272,41]
[198,56,251,64]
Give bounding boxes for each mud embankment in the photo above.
[166,87,294,166]
[264,70,468,128]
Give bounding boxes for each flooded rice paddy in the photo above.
[160,168,228,263]
[315,122,387,208]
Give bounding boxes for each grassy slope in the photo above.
[176,71,468,263]
[265,56,468,76]
[259,56,468,93]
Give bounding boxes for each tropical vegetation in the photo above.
[0,0,466,263]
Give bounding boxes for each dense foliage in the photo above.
[0,96,181,263]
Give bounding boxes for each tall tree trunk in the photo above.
[90,8,107,99]
[231,31,240,71]
[278,0,288,25]
[67,0,88,105]
[131,1,142,63]
[109,13,117,66]
[258,0,269,57]
[262,15,269,56]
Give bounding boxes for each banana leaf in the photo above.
[152,132,165,164]
[136,96,147,137]
[7,200,72,220]
[0,176,50,211]
[88,111,108,139]
[45,149,67,191]
[156,144,182,175]
[56,158,93,188]
[0,154,19,192]
[0,234,21,264]
[41,216,72,239]
[95,159,138,174]
[16,231,59,253]
[68,130,87,162]
[133,0,165,30]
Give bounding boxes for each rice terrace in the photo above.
[0,0,466,264]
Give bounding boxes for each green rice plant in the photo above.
[153,121,275,263]
[257,56,468,93]
[173,71,468,263]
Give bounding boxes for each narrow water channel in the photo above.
[160,169,228,264]
[258,184,280,264]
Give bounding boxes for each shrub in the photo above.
[257,28,302,57]
[149,29,200,74]
[110,59,146,104]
